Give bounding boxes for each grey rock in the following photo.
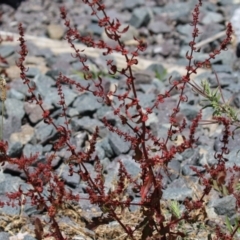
[33,74,55,89]
[75,193,96,210]
[153,2,194,23]
[129,7,151,28]
[42,144,52,153]
[134,71,154,84]
[212,50,236,67]
[209,195,236,218]
[212,64,232,73]
[123,0,144,10]
[9,79,30,97]
[164,70,181,83]
[24,102,46,124]
[71,116,104,133]
[214,128,240,153]
[148,20,171,34]
[205,2,219,12]
[7,141,23,158]
[0,232,10,240]
[73,93,102,115]
[108,131,131,156]
[200,23,225,41]
[168,160,181,180]
[96,105,116,124]
[233,91,240,108]
[181,106,198,121]
[89,7,105,23]
[201,11,224,25]
[98,137,114,159]
[225,149,240,167]
[199,146,218,166]
[23,144,43,158]
[67,107,79,118]
[94,144,105,160]
[34,46,54,59]
[23,235,37,240]
[152,78,165,92]
[181,148,195,161]
[147,63,166,78]
[207,72,237,88]
[51,55,73,75]
[8,88,25,100]
[71,131,87,152]
[0,175,25,195]
[0,45,15,58]
[100,157,111,172]
[163,187,192,201]
[3,115,22,140]
[182,165,205,176]
[87,23,103,36]
[35,120,55,143]
[26,67,41,78]
[146,112,158,127]
[104,155,141,191]
[58,164,80,188]
[45,69,60,80]
[177,24,193,37]
[52,85,77,107]
[0,197,21,216]
[5,98,25,119]
[138,83,157,94]
[153,39,179,57]
[32,74,56,99]
[137,92,155,107]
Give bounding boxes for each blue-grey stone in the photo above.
[35,120,55,142]
[73,93,102,115]
[163,187,192,201]
[0,232,10,240]
[87,23,103,36]
[182,165,205,176]
[0,45,15,58]
[148,20,171,34]
[202,11,224,25]
[209,195,236,217]
[5,98,25,119]
[71,116,104,133]
[129,7,151,28]
[23,144,43,158]
[8,88,25,100]
[8,141,23,158]
[108,131,131,156]
[123,0,144,10]
[26,67,41,78]
[23,235,37,240]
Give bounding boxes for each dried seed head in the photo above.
[0,76,6,101]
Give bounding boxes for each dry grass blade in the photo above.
[0,76,6,141]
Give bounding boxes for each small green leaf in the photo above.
[225,216,233,233]
[169,200,181,218]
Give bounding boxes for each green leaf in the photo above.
[233,218,240,234]
[225,216,233,233]
[169,200,181,218]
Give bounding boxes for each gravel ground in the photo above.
[0,0,240,239]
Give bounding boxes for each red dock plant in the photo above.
[0,0,240,239]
